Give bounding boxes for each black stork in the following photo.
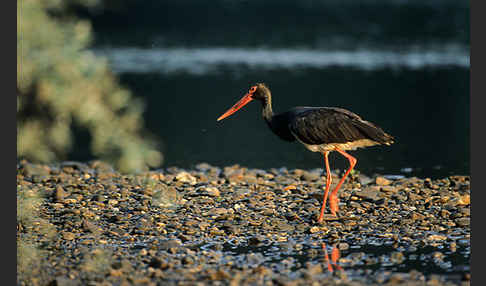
[217,83,394,223]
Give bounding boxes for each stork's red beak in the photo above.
[217,93,254,121]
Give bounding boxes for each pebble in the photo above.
[390,252,405,264]
[300,171,321,182]
[204,208,230,217]
[17,161,470,286]
[82,220,98,233]
[337,242,349,250]
[375,176,392,186]
[457,194,470,206]
[427,234,447,241]
[355,187,381,201]
[62,232,76,240]
[55,185,69,202]
[380,186,398,193]
[200,186,221,197]
[153,185,179,208]
[455,217,470,227]
[175,172,197,185]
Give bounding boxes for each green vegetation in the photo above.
[17,239,46,285]
[17,185,54,285]
[17,0,163,173]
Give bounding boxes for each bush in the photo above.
[17,0,162,173]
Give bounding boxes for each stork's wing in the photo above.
[288,107,394,145]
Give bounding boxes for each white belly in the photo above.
[301,138,381,152]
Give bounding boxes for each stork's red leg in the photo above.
[322,243,333,272]
[329,148,357,216]
[318,151,332,223]
[331,245,343,271]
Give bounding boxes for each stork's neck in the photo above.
[261,92,273,122]
[259,91,295,142]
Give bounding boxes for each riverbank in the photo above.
[17,160,470,285]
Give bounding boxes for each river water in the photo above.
[77,0,469,179]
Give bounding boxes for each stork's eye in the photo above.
[250,86,257,93]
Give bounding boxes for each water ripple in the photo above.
[92,46,469,74]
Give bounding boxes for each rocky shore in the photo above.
[17,161,470,286]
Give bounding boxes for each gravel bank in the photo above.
[17,161,470,286]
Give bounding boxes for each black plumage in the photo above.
[285,107,393,146]
[217,83,394,222]
[255,84,393,150]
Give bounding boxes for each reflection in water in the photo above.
[322,243,343,273]
[218,238,468,282]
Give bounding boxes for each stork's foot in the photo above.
[329,195,339,216]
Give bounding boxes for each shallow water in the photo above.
[109,235,470,284]
[220,241,469,280]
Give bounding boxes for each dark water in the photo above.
[220,241,469,282]
[74,0,470,179]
